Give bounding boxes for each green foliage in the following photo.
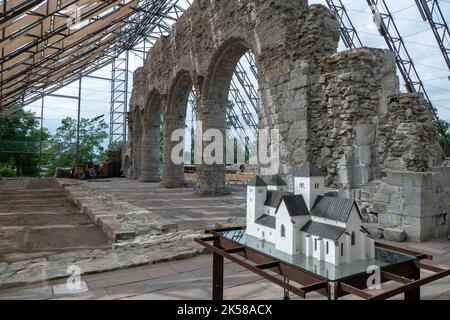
[0,166,15,177]
[0,109,48,177]
[44,116,108,176]
[438,120,450,157]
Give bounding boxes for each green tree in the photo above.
[438,120,450,157]
[0,109,49,177]
[45,116,108,176]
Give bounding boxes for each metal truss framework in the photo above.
[108,0,189,147]
[0,0,188,117]
[109,50,129,147]
[186,51,259,164]
[415,0,450,71]
[365,0,449,150]
[325,0,362,49]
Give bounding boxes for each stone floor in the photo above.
[0,247,449,300]
[1,178,449,300]
[0,179,111,262]
[77,178,246,230]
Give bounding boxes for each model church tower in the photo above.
[246,162,375,266]
[294,163,325,210]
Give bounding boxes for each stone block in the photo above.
[363,223,383,239]
[374,193,390,203]
[373,202,388,214]
[355,124,375,146]
[386,170,433,187]
[400,186,421,206]
[354,166,371,187]
[383,227,406,242]
[357,145,372,165]
[402,204,421,218]
[360,191,374,202]
[378,212,402,226]
[421,187,442,206]
[389,197,402,214]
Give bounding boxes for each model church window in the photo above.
[258,189,263,193]
[314,238,317,251]
[281,224,286,238]
[351,231,356,245]
[341,243,344,256]
[326,241,329,254]
[314,183,320,189]
[299,183,305,189]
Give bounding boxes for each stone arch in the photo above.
[141,90,162,182]
[161,70,193,188]
[195,38,254,195]
[129,1,345,194]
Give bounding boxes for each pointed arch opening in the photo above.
[196,38,259,195]
[141,90,162,182]
[161,71,194,188]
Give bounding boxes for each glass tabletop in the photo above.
[220,229,416,281]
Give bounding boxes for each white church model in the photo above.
[246,162,375,266]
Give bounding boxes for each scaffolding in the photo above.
[109,50,129,148]
[366,0,449,150]
[325,0,363,49]
[415,0,450,71]
[0,0,188,117]
[108,0,190,148]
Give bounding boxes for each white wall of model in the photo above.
[246,163,375,266]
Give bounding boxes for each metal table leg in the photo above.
[212,239,224,300]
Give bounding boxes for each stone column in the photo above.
[194,98,228,195]
[132,112,143,180]
[161,118,185,188]
[140,120,161,182]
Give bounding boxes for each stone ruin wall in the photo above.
[126,0,341,194]
[308,48,443,191]
[125,0,448,240]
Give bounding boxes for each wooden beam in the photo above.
[1,1,132,70]
[339,282,373,300]
[381,270,413,284]
[300,280,329,293]
[1,0,128,60]
[370,268,450,300]
[415,261,446,273]
[1,17,122,93]
[255,261,279,270]
[2,22,122,83]
[224,246,246,254]
[194,237,309,298]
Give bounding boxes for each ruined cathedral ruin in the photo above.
[124,0,449,241]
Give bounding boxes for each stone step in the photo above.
[0,213,94,227]
[0,189,66,196]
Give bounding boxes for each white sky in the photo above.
[24,0,450,148]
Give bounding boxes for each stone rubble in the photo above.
[57,179,178,242]
[383,227,406,242]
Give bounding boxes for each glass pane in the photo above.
[220,230,415,281]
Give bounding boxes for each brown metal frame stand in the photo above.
[195,227,450,301]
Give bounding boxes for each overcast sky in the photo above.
[24,0,450,147]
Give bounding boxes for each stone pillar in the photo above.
[132,112,143,180]
[161,118,185,188]
[140,120,160,182]
[194,98,228,195]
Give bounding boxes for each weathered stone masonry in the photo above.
[127,0,340,194]
[125,0,448,240]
